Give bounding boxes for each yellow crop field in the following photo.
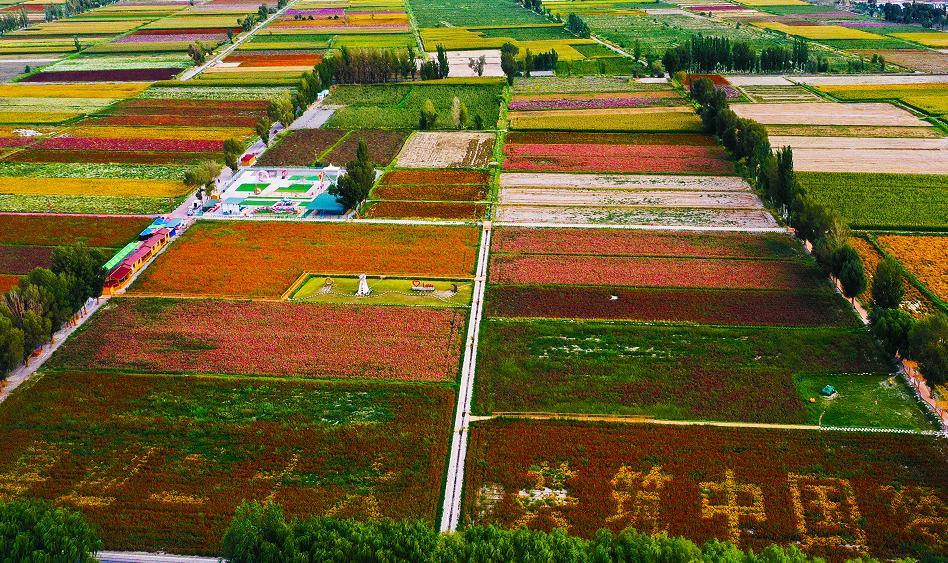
[420,28,592,60]
[28,20,148,34]
[755,22,886,40]
[0,83,148,99]
[878,235,948,302]
[0,111,77,124]
[817,83,948,116]
[0,177,188,198]
[891,32,948,48]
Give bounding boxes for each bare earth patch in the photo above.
[731,102,929,127]
[772,136,948,173]
[396,132,495,168]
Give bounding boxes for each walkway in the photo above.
[440,222,491,533]
[0,296,106,405]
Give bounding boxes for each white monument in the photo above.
[356,274,371,296]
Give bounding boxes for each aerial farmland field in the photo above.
[0,0,946,559]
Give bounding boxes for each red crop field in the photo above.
[35,137,223,153]
[485,285,858,327]
[86,99,269,129]
[53,298,466,382]
[6,149,208,165]
[464,419,948,560]
[492,228,799,258]
[0,370,455,554]
[503,153,735,175]
[0,215,152,247]
[374,169,490,201]
[363,201,486,220]
[129,221,480,298]
[0,245,54,274]
[373,184,487,201]
[489,254,821,290]
[383,170,489,185]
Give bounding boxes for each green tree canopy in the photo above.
[871,258,904,310]
[0,499,101,562]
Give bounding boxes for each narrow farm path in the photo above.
[0,296,105,405]
[479,412,943,435]
[440,221,492,533]
[178,0,301,81]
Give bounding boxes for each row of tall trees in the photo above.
[313,45,423,85]
[663,35,825,73]
[43,0,121,22]
[0,7,28,35]
[877,1,947,28]
[688,75,947,388]
[0,244,106,379]
[565,13,590,37]
[222,501,823,563]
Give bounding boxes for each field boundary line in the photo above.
[440,222,491,532]
[484,412,943,435]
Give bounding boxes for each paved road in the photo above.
[440,222,491,532]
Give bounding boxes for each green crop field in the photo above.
[325,83,503,129]
[409,0,549,27]
[798,172,948,230]
[473,320,912,426]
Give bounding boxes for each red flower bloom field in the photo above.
[502,131,734,174]
[363,201,486,220]
[491,228,799,258]
[52,298,466,382]
[463,418,948,560]
[0,215,153,247]
[489,254,822,290]
[372,169,490,201]
[35,137,224,153]
[485,285,859,327]
[128,221,480,298]
[0,370,455,553]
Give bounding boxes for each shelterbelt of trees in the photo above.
[0,244,105,380]
[686,74,947,389]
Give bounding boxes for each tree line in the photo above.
[222,501,828,562]
[43,0,122,22]
[688,75,947,389]
[663,35,829,74]
[0,244,106,380]
[874,1,946,29]
[0,7,28,35]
